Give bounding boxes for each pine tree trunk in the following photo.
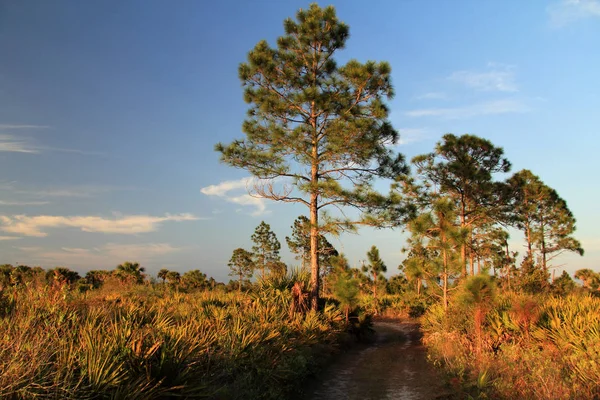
[373,271,377,299]
[443,264,448,310]
[526,221,533,258]
[505,241,511,291]
[470,243,475,275]
[309,95,320,311]
[442,234,449,310]
[460,203,467,277]
[309,137,320,310]
[540,217,547,272]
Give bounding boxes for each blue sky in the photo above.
[1,0,599,281]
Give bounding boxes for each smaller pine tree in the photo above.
[362,245,387,299]
[228,248,254,292]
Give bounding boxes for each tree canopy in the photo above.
[251,221,283,278]
[217,4,407,308]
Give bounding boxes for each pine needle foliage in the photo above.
[217,3,407,309]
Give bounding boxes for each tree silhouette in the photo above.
[251,221,282,279]
[182,270,208,290]
[458,274,496,355]
[551,271,576,296]
[408,198,467,309]
[84,270,110,289]
[165,271,181,286]
[286,215,338,269]
[574,268,599,290]
[413,134,510,276]
[228,248,254,292]
[362,245,387,299]
[508,169,583,273]
[46,267,80,287]
[286,215,338,292]
[157,268,169,284]
[401,242,434,295]
[114,261,145,284]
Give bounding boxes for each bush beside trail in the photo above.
[422,285,600,400]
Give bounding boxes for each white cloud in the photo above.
[0,236,21,241]
[396,128,431,145]
[406,99,529,119]
[548,0,600,26]
[0,213,199,237]
[201,177,269,216]
[200,177,254,196]
[449,64,518,92]
[18,243,183,268]
[0,134,40,153]
[415,92,448,100]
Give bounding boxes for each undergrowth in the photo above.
[0,282,345,399]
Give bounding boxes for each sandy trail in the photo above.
[306,320,454,400]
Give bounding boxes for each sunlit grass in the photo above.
[0,281,345,399]
[422,289,600,399]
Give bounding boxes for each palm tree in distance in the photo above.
[158,268,169,284]
[115,261,145,284]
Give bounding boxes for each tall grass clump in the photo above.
[0,278,345,399]
[422,279,600,399]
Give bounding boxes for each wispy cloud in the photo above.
[0,124,49,130]
[0,124,102,156]
[16,243,184,269]
[14,246,43,252]
[0,136,103,156]
[0,182,128,199]
[396,128,431,145]
[0,134,40,153]
[201,177,268,216]
[449,64,518,92]
[548,0,600,26]
[0,236,21,241]
[415,92,448,100]
[0,200,50,206]
[0,213,199,237]
[406,99,529,119]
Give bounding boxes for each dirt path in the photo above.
[306,320,454,400]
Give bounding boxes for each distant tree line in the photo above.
[0,261,224,294]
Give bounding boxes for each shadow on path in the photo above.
[305,320,455,400]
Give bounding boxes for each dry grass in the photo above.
[0,280,344,399]
[422,291,600,399]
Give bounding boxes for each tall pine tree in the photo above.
[286,215,338,269]
[362,245,387,299]
[228,248,254,292]
[217,4,407,309]
[407,198,467,309]
[508,169,583,273]
[251,221,282,278]
[412,134,510,277]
